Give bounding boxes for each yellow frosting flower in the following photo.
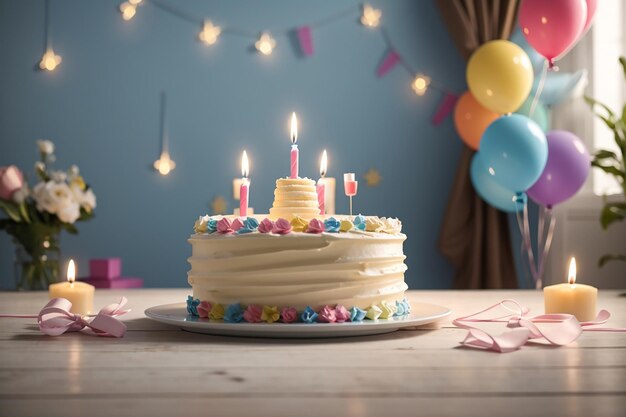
[365,217,384,232]
[366,305,382,320]
[379,301,397,319]
[340,219,354,232]
[193,215,210,234]
[208,303,225,320]
[261,305,280,323]
[290,216,308,232]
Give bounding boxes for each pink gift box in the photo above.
[79,277,143,289]
[89,258,121,280]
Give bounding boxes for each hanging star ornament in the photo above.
[361,4,382,28]
[363,169,382,187]
[199,20,221,45]
[39,48,62,71]
[211,196,228,214]
[412,74,431,96]
[255,32,276,55]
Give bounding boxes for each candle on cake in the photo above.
[317,150,327,215]
[239,150,250,218]
[544,257,598,322]
[290,112,299,179]
[48,259,95,315]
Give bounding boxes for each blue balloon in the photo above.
[479,114,548,193]
[470,154,524,213]
[515,96,550,132]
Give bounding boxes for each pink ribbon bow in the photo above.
[452,299,623,353]
[0,297,130,338]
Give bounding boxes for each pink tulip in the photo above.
[0,165,24,201]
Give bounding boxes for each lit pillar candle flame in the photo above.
[317,150,327,215]
[568,257,576,285]
[240,150,250,218]
[67,259,76,285]
[48,258,95,315]
[290,112,299,179]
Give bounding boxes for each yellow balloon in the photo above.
[467,40,534,114]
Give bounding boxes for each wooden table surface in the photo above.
[0,289,624,417]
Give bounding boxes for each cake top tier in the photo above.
[269,177,320,220]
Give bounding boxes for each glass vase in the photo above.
[13,234,61,291]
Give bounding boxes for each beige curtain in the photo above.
[436,0,519,289]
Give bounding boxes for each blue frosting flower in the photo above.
[395,300,407,316]
[224,303,244,323]
[301,306,318,324]
[350,306,367,322]
[403,298,411,314]
[243,217,259,230]
[236,227,255,234]
[186,296,200,316]
[353,214,366,231]
[324,217,341,233]
[207,219,218,233]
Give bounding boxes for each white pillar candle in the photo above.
[544,257,598,322]
[48,259,95,315]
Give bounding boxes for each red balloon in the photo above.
[582,0,598,36]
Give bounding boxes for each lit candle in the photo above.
[239,150,250,218]
[544,257,598,322]
[48,259,95,315]
[343,173,358,216]
[317,150,327,215]
[290,112,299,179]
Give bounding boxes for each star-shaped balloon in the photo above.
[211,196,228,214]
[39,49,62,71]
[199,20,221,46]
[255,32,276,56]
[361,4,381,28]
[363,169,382,187]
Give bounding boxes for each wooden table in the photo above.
[1,289,624,417]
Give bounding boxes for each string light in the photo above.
[153,92,175,176]
[361,4,381,28]
[153,152,176,175]
[199,20,221,45]
[39,48,62,71]
[119,1,142,21]
[255,32,276,55]
[412,74,431,96]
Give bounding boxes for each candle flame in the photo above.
[67,259,76,284]
[320,149,328,177]
[290,112,298,145]
[568,257,576,285]
[241,150,249,178]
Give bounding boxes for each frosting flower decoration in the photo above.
[402,298,411,314]
[197,301,212,318]
[324,217,341,233]
[243,217,259,230]
[280,307,298,323]
[217,217,234,234]
[231,217,245,232]
[258,218,274,233]
[306,219,325,234]
[340,219,354,232]
[379,301,397,319]
[366,305,383,320]
[353,214,366,231]
[335,305,350,323]
[318,306,337,323]
[301,306,318,324]
[290,216,308,233]
[273,218,292,234]
[224,303,244,323]
[186,296,200,316]
[207,218,218,233]
[350,307,367,322]
[395,300,407,316]
[193,215,210,234]
[243,305,263,323]
[365,217,384,232]
[208,303,225,320]
[261,305,280,324]
[381,217,402,234]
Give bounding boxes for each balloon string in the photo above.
[538,207,556,282]
[515,198,538,287]
[529,60,548,118]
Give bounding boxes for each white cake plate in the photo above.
[144,302,451,338]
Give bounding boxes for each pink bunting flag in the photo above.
[377,50,400,78]
[297,26,314,56]
[431,92,458,126]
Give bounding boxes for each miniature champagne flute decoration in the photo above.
[343,173,358,216]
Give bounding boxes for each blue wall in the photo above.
[0,0,468,289]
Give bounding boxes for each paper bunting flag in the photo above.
[431,93,458,126]
[297,26,314,56]
[377,50,400,78]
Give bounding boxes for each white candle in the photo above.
[290,112,299,179]
[48,259,95,315]
[239,151,250,218]
[544,257,598,322]
[233,178,242,200]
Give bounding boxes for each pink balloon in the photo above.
[519,0,587,66]
[582,0,598,35]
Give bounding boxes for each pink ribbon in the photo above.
[0,297,130,338]
[452,299,625,353]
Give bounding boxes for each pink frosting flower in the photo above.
[318,305,337,323]
[306,219,325,234]
[197,301,212,318]
[217,217,233,234]
[280,307,298,323]
[231,217,245,231]
[272,218,292,235]
[0,166,24,201]
[258,218,274,234]
[335,305,350,323]
[243,304,263,323]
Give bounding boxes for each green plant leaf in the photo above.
[0,200,22,222]
[18,202,31,223]
[584,95,616,119]
[594,149,619,161]
[598,253,626,268]
[600,202,626,229]
[620,56,626,80]
[592,161,626,179]
[63,223,79,235]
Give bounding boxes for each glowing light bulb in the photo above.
[198,20,221,45]
[154,152,176,176]
[120,2,137,21]
[411,74,431,96]
[255,32,276,56]
[39,48,62,71]
[129,0,142,4]
[361,4,382,28]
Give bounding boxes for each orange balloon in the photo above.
[454,92,500,150]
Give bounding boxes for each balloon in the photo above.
[519,0,587,66]
[533,69,588,106]
[479,114,548,192]
[453,92,500,150]
[527,130,591,207]
[470,154,524,213]
[515,96,550,132]
[582,0,598,36]
[467,40,534,114]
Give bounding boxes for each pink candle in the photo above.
[240,179,249,217]
[317,181,325,215]
[290,112,299,178]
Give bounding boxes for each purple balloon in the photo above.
[527,130,590,207]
